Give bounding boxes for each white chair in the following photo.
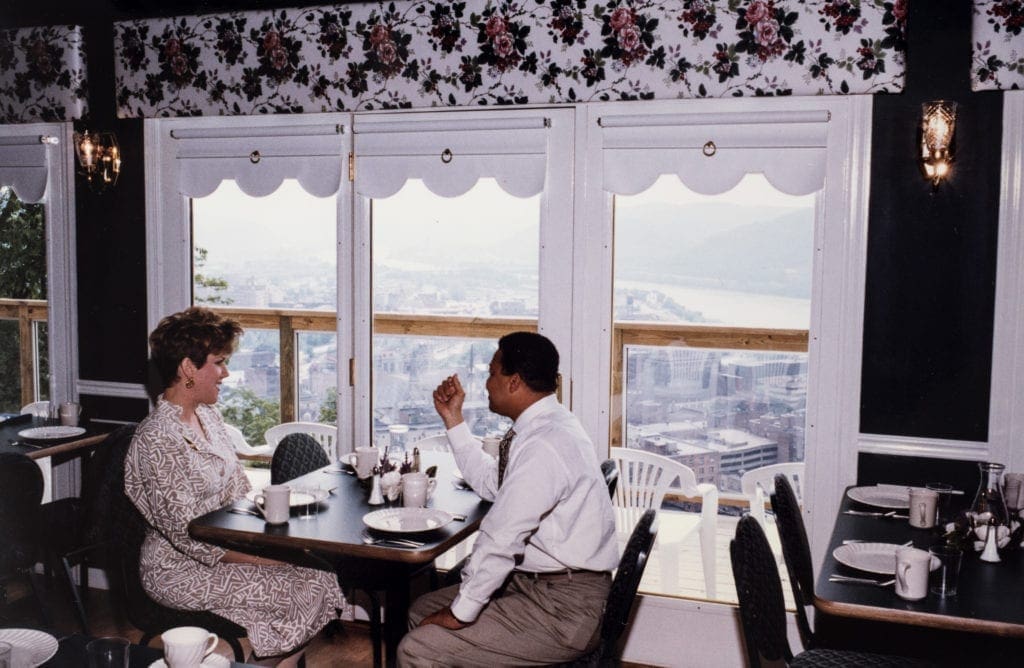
[20,401,50,417]
[409,433,451,452]
[224,423,273,461]
[609,447,718,598]
[740,462,805,560]
[264,421,338,463]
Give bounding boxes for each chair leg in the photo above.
[368,591,382,668]
[59,556,89,634]
[25,570,51,628]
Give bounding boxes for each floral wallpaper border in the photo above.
[113,0,907,118]
[972,0,1024,91]
[0,24,89,124]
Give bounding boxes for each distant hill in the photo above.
[615,202,813,298]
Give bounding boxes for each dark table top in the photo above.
[815,485,1024,638]
[0,415,113,460]
[189,451,490,567]
[40,632,257,667]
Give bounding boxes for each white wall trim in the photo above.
[988,91,1024,470]
[77,379,150,401]
[857,433,990,461]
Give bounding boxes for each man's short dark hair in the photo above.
[497,332,559,393]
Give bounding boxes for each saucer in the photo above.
[149,654,230,668]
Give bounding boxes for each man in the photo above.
[397,332,618,667]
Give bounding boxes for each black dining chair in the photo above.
[106,425,248,661]
[600,459,619,499]
[0,452,50,626]
[270,432,331,484]
[551,508,658,667]
[730,516,929,668]
[37,425,134,633]
[769,472,819,648]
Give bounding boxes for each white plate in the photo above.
[0,628,58,667]
[17,425,87,441]
[363,507,453,533]
[149,654,231,668]
[832,542,941,575]
[245,487,328,508]
[845,485,911,510]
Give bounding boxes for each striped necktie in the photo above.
[497,428,516,488]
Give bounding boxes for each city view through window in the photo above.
[190,174,815,496]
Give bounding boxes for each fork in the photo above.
[360,531,424,548]
[829,574,895,587]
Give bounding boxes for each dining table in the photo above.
[0,414,114,460]
[815,485,1024,640]
[189,450,490,668]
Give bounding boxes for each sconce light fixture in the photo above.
[73,129,121,193]
[920,100,957,187]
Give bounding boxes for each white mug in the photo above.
[347,447,379,479]
[908,488,939,529]
[401,472,437,508]
[59,401,82,427]
[894,547,931,601]
[254,484,291,524]
[481,436,501,459]
[161,626,218,668]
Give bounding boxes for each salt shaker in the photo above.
[368,466,385,506]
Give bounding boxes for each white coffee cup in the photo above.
[481,436,501,459]
[254,484,291,524]
[161,626,218,668]
[894,546,931,601]
[59,401,82,427]
[401,472,437,508]
[908,488,939,529]
[347,447,379,479]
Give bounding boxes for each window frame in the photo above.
[0,122,77,409]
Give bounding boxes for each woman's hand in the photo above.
[432,374,466,429]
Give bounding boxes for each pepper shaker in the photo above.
[368,466,385,506]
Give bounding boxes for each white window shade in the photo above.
[353,115,549,199]
[600,110,830,197]
[0,135,52,203]
[172,123,345,198]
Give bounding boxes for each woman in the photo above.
[125,307,343,666]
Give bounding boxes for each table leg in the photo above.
[384,578,411,668]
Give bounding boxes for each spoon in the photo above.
[829,574,896,587]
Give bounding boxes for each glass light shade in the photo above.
[74,130,121,192]
[920,101,957,186]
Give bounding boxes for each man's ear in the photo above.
[507,373,522,394]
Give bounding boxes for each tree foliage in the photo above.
[194,246,233,305]
[0,187,46,299]
[318,387,338,423]
[220,386,280,445]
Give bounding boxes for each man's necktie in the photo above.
[497,428,516,488]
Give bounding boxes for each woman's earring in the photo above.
[185,377,195,389]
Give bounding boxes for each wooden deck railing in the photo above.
[0,298,48,407]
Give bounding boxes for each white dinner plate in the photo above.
[845,485,911,510]
[0,628,59,667]
[17,425,87,441]
[363,507,453,533]
[245,487,328,508]
[832,542,940,575]
[149,654,231,668]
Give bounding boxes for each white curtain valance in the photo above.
[353,116,548,199]
[174,123,344,198]
[601,110,830,197]
[0,135,53,203]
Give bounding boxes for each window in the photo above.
[0,124,75,413]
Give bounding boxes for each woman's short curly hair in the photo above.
[149,307,243,390]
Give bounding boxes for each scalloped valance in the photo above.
[0,25,88,124]
[114,1,907,119]
[971,1,1024,91]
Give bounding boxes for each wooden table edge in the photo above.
[813,594,1024,639]
[26,433,108,460]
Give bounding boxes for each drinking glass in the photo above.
[928,544,963,598]
[926,482,954,527]
[86,636,130,668]
[296,485,321,520]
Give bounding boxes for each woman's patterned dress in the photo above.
[124,399,344,656]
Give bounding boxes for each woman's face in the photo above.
[191,351,230,404]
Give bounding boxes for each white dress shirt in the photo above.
[447,394,618,622]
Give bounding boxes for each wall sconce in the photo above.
[920,100,957,187]
[73,129,121,193]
